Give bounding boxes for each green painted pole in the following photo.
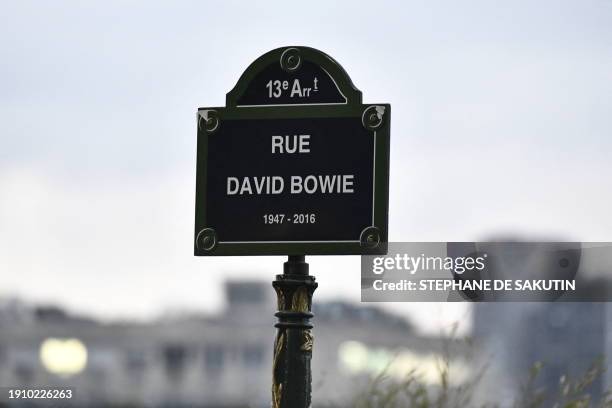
[272,255,318,408]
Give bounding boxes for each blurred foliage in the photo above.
[351,331,611,408]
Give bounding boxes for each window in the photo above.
[125,349,147,376]
[204,344,224,373]
[163,344,187,380]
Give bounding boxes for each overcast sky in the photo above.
[1,0,611,333]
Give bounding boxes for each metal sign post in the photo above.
[194,46,390,407]
[272,255,317,407]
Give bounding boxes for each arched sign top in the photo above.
[226,46,362,107]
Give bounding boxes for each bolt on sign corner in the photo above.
[194,46,390,256]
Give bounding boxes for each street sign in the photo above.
[195,46,390,256]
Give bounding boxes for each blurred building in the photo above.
[472,301,607,406]
[0,282,460,407]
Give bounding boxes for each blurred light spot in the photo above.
[40,338,87,376]
[338,341,469,385]
[338,341,369,373]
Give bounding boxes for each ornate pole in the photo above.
[272,255,318,408]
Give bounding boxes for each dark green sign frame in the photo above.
[194,46,390,256]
